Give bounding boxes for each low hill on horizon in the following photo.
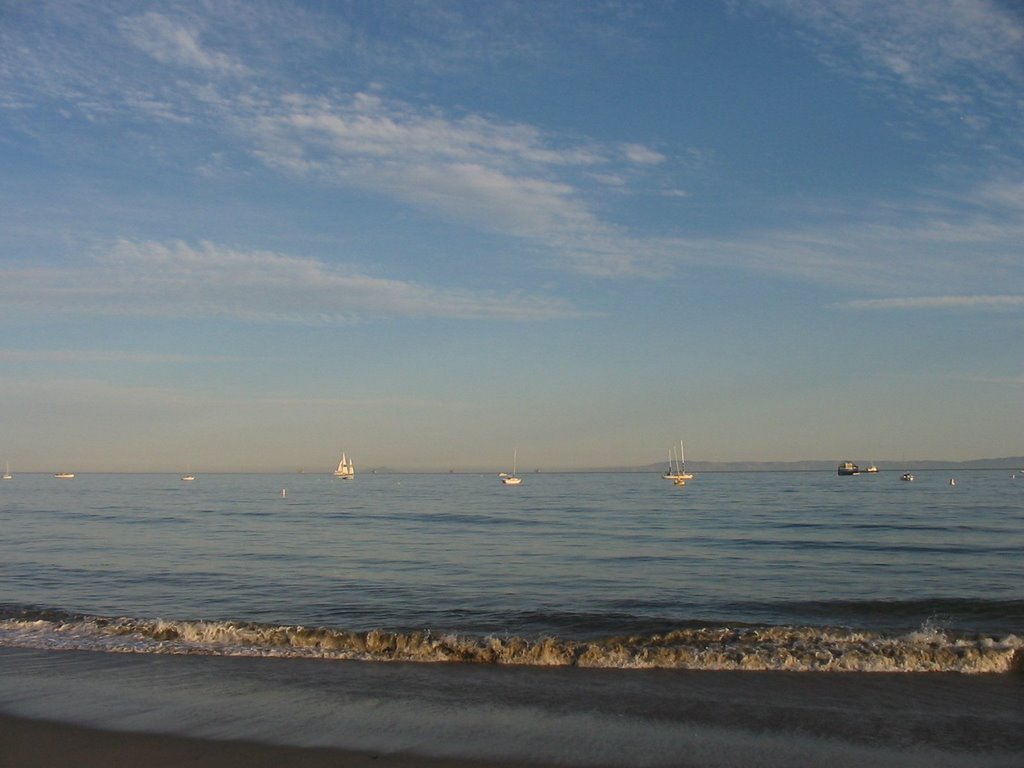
[631,456,1024,473]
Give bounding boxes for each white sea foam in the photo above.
[1,613,1021,674]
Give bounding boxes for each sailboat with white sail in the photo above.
[333,453,355,479]
[498,449,522,485]
[662,441,693,482]
[2,462,11,481]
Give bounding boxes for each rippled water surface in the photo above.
[2,470,1022,635]
[3,470,1023,766]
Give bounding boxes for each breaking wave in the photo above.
[1,606,1021,674]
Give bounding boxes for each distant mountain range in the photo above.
[633,457,1024,473]
[367,457,1024,474]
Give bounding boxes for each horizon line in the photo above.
[4,458,1021,476]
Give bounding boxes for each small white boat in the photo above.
[865,464,879,473]
[2,462,11,480]
[663,442,693,481]
[333,453,355,479]
[500,449,522,485]
[181,474,196,482]
[901,472,914,482]
[54,472,75,479]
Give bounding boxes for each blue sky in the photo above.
[1,0,1022,472]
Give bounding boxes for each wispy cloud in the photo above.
[244,91,664,275]
[678,172,1024,295]
[253,91,606,234]
[0,240,580,322]
[2,7,681,278]
[104,6,1024,284]
[622,143,667,165]
[751,0,1024,148]
[836,295,1024,311]
[118,11,249,76]
[3,2,1021,291]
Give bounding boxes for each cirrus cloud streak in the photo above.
[0,240,580,323]
[836,295,1024,311]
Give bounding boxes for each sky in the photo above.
[1,0,1022,472]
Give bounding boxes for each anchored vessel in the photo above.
[499,449,522,485]
[663,441,693,482]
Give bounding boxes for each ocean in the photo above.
[1,469,1022,766]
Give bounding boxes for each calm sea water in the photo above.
[2,470,1022,636]
[2,470,1022,766]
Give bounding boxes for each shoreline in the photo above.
[4,643,1023,768]
[0,713,535,768]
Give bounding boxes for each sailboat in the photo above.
[499,449,522,485]
[2,462,11,480]
[181,466,195,482]
[662,442,693,482]
[333,453,355,479]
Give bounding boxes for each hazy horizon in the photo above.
[2,2,1021,472]
[5,455,1022,476]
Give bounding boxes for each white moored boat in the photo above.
[662,442,693,482]
[333,453,355,479]
[499,449,522,485]
[54,472,75,479]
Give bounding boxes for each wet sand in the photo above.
[0,714,532,768]
[4,647,1023,768]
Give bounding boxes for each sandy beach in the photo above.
[4,644,1024,768]
[0,714,533,768]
